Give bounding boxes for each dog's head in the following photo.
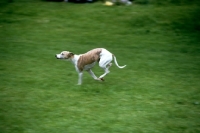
[55,51,74,60]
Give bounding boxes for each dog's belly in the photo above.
[83,62,96,70]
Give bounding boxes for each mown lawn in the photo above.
[0,1,200,133]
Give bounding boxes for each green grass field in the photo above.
[0,0,200,133]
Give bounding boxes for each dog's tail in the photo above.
[113,55,126,69]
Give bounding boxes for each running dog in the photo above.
[55,48,126,85]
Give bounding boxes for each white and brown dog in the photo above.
[55,48,126,85]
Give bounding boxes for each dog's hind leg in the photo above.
[98,51,113,79]
[87,69,104,81]
[99,68,110,79]
[87,69,102,81]
[99,63,112,79]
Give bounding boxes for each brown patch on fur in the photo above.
[67,52,74,59]
[77,48,102,71]
[62,51,74,59]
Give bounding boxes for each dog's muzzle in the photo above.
[55,54,60,59]
[55,54,68,59]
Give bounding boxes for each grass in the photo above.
[0,1,200,133]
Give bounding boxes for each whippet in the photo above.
[55,48,126,85]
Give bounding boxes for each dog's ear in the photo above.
[68,52,74,58]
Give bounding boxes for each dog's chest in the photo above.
[83,62,96,70]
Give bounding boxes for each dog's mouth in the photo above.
[55,55,60,59]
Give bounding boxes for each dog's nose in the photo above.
[55,55,58,58]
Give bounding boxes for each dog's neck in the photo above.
[69,54,79,65]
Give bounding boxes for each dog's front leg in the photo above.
[87,69,102,81]
[77,72,83,85]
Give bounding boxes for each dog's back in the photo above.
[77,48,102,71]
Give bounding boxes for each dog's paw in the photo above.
[100,78,105,81]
